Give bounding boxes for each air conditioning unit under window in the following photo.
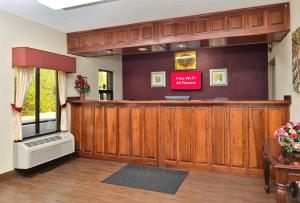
[14,132,75,169]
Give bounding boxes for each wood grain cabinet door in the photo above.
[159,20,192,41]
[114,27,128,43]
[192,18,210,35]
[268,108,289,138]
[128,26,141,42]
[177,107,194,163]
[105,107,118,155]
[90,31,103,46]
[228,107,247,168]
[267,4,289,30]
[118,107,130,156]
[228,14,246,30]
[175,19,191,37]
[68,35,79,51]
[211,107,227,165]
[144,107,158,160]
[142,23,156,41]
[95,107,105,154]
[160,107,177,162]
[71,105,81,151]
[248,108,266,169]
[81,106,95,153]
[247,10,265,29]
[130,107,144,158]
[159,21,176,41]
[103,29,114,44]
[210,16,228,32]
[78,33,91,48]
[194,107,210,164]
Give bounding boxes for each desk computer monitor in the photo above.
[164,96,191,100]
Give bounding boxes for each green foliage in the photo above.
[21,69,57,116]
[40,69,57,113]
[22,74,36,116]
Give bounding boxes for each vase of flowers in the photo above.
[74,75,90,100]
[275,121,300,158]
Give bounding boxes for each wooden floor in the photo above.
[0,158,283,203]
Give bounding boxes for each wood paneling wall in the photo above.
[67,3,289,56]
[70,100,290,177]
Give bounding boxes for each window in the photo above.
[98,70,113,100]
[20,68,60,139]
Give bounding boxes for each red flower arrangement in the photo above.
[274,121,300,153]
[74,75,90,94]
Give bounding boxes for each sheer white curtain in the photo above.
[12,68,34,141]
[58,71,67,131]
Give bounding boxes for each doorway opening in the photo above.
[98,69,113,100]
[268,58,276,100]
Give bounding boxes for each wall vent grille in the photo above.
[25,136,62,147]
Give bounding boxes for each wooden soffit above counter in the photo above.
[67,2,290,57]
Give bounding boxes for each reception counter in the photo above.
[69,98,291,177]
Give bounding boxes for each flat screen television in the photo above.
[164,96,191,100]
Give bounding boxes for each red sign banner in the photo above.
[171,71,202,90]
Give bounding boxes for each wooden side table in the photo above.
[271,156,300,203]
[263,138,300,203]
[263,138,282,193]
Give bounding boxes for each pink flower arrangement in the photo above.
[274,121,300,153]
[74,75,90,94]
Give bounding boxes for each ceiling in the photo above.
[0,0,288,33]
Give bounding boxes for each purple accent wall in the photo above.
[123,44,268,100]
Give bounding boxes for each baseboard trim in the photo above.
[0,170,18,183]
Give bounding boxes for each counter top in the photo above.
[68,98,291,105]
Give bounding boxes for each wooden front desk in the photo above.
[69,99,290,177]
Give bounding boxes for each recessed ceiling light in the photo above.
[105,49,113,55]
[177,43,187,49]
[37,0,106,10]
[137,47,148,52]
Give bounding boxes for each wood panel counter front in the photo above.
[69,98,291,177]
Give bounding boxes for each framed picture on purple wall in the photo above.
[175,51,197,70]
[209,68,228,86]
[151,71,166,87]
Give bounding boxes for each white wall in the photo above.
[66,55,123,100]
[0,11,122,174]
[268,0,300,121]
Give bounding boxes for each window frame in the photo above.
[98,69,114,100]
[21,68,61,140]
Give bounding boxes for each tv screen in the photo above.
[164,96,191,100]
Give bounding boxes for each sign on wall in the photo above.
[171,71,202,90]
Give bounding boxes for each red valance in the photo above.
[12,47,76,73]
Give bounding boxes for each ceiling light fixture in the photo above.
[105,49,114,55]
[137,47,148,52]
[176,43,187,49]
[37,0,106,10]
